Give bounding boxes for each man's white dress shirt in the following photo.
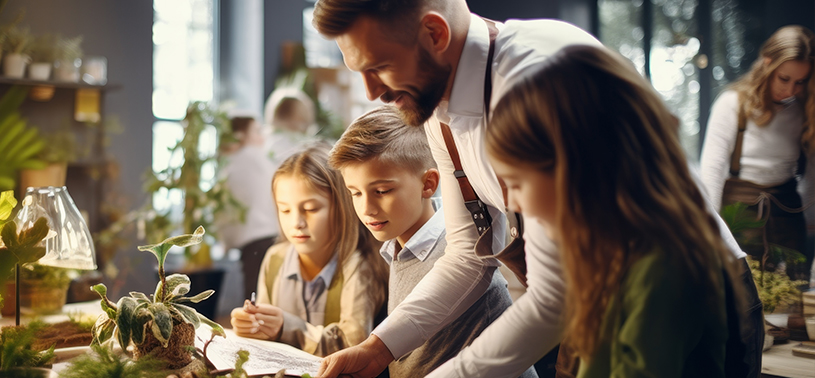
[373,14,746,378]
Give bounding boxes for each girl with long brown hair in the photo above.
[486,45,743,377]
[230,143,388,356]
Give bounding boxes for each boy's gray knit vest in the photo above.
[387,231,532,377]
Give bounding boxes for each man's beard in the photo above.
[383,47,451,127]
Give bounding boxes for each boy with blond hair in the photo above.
[329,105,535,378]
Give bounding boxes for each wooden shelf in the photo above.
[0,76,120,91]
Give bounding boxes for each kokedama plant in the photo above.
[90,226,225,369]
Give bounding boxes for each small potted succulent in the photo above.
[90,226,225,369]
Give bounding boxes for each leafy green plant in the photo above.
[36,127,78,164]
[0,86,46,191]
[54,35,82,62]
[0,190,49,285]
[90,226,225,368]
[747,258,807,313]
[59,343,168,378]
[0,321,56,374]
[141,102,243,267]
[28,33,57,63]
[19,263,71,289]
[720,202,808,314]
[2,25,31,55]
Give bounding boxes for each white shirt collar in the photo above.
[444,14,497,120]
[282,244,339,285]
[379,200,445,264]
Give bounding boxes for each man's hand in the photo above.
[318,334,395,378]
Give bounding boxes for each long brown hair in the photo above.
[273,143,388,298]
[486,45,736,358]
[731,25,815,152]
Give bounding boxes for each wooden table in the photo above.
[762,342,815,378]
[0,300,102,327]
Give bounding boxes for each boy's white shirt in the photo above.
[379,199,445,265]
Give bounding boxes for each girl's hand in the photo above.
[230,300,285,340]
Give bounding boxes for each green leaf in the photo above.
[162,273,191,299]
[720,203,765,235]
[0,247,18,284]
[91,314,116,346]
[132,308,152,345]
[1,220,18,248]
[92,283,118,319]
[91,283,108,298]
[198,314,226,338]
[171,303,200,328]
[0,177,15,191]
[130,291,151,304]
[18,217,49,246]
[0,190,16,221]
[175,289,214,304]
[137,225,205,269]
[115,297,139,349]
[148,303,173,347]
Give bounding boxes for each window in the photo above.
[598,0,746,159]
[152,0,218,226]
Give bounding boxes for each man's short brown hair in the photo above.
[312,0,439,41]
[329,105,436,175]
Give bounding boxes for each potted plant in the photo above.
[720,202,809,347]
[0,85,46,192]
[2,25,31,78]
[96,102,243,319]
[52,35,81,82]
[89,226,225,369]
[27,34,56,81]
[17,263,72,314]
[18,126,77,189]
[0,190,49,313]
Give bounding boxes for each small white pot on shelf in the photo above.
[54,58,81,82]
[28,62,52,80]
[3,53,29,78]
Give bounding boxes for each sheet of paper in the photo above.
[194,326,321,377]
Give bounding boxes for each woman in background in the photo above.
[700,25,815,284]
